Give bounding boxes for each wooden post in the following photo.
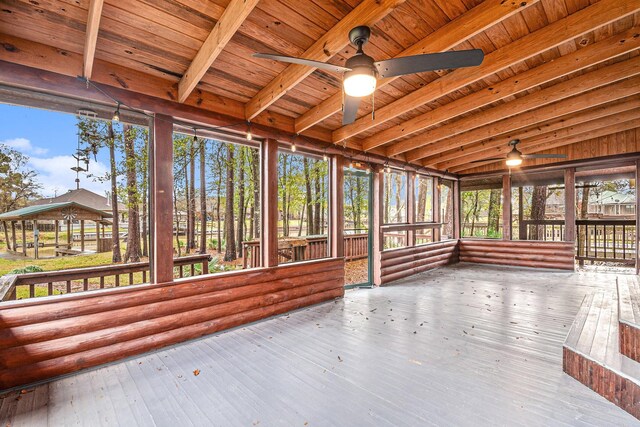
[151,114,174,283]
[565,167,576,242]
[372,165,384,286]
[433,177,441,241]
[407,171,415,247]
[21,220,26,256]
[453,180,461,240]
[636,161,640,275]
[55,220,59,249]
[2,221,10,250]
[502,174,511,240]
[80,219,85,252]
[66,220,72,249]
[11,221,16,252]
[261,138,279,268]
[329,154,344,258]
[33,220,39,259]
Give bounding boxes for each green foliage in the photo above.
[0,144,41,213]
[8,265,44,274]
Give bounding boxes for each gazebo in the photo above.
[0,202,113,258]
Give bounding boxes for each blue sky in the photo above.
[0,103,110,198]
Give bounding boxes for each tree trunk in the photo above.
[303,158,313,235]
[281,154,289,236]
[487,188,501,237]
[236,148,245,257]
[199,139,207,254]
[108,122,122,263]
[313,163,321,235]
[123,125,141,263]
[252,150,260,239]
[578,183,591,263]
[215,145,223,254]
[417,178,427,221]
[224,144,236,261]
[188,140,196,251]
[173,187,181,257]
[530,186,548,240]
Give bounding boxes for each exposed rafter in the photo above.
[293,0,536,134]
[427,96,640,170]
[367,26,640,153]
[331,0,640,144]
[178,0,260,103]
[82,0,105,79]
[402,57,640,163]
[243,0,406,121]
[451,116,640,174]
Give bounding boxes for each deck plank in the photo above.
[1,264,638,426]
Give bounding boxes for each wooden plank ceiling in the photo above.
[0,0,639,174]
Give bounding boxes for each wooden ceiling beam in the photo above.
[332,0,640,144]
[293,0,534,134]
[0,32,339,144]
[443,106,640,172]
[82,0,105,79]
[451,117,640,174]
[177,0,260,103]
[244,0,406,121]
[403,57,640,163]
[370,26,640,153]
[427,96,640,169]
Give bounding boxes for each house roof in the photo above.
[30,188,124,212]
[0,201,113,221]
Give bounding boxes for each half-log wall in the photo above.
[0,258,344,390]
[459,240,575,271]
[380,240,459,285]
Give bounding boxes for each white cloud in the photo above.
[1,137,49,155]
[28,155,110,198]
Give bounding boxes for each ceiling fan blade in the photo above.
[342,95,362,125]
[522,154,568,159]
[374,49,484,78]
[253,53,351,73]
[470,157,504,163]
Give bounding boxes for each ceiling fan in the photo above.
[472,139,567,167]
[253,26,484,125]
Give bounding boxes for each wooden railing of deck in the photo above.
[576,219,635,264]
[243,233,369,268]
[0,254,212,301]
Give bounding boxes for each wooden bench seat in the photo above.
[563,287,640,420]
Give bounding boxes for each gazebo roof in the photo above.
[0,201,113,222]
[30,188,124,212]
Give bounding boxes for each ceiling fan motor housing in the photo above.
[349,26,371,47]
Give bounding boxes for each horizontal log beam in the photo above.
[373,26,640,153]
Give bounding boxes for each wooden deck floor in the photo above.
[2,264,639,426]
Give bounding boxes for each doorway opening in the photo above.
[343,168,372,288]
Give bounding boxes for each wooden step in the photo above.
[563,288,640,420]
[617,276,640,363]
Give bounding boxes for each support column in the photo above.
[261,138,279,268]
[80,219,85,252]
[502,174,511,240]
[636,161,640,275]
[33,220,39,259]
[433,177,441,241]
[453,180,461,240]
[55,220,59,249]
[329,154,344,258]
[407,171,415,247]
[151,114,174,283]
[564,167,576,242]
[2,221,10,251]
[21,220,26,256]
[372,166,384,286]
[11,221,16,252]
[66,220,71,249]
[518,187,525,240]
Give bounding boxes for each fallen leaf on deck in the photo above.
[193,369,200,376]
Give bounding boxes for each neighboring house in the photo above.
[546,189,636,219]
[29,188,126,222]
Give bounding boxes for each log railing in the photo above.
[243,233,369,268]
[0,254,212,301]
